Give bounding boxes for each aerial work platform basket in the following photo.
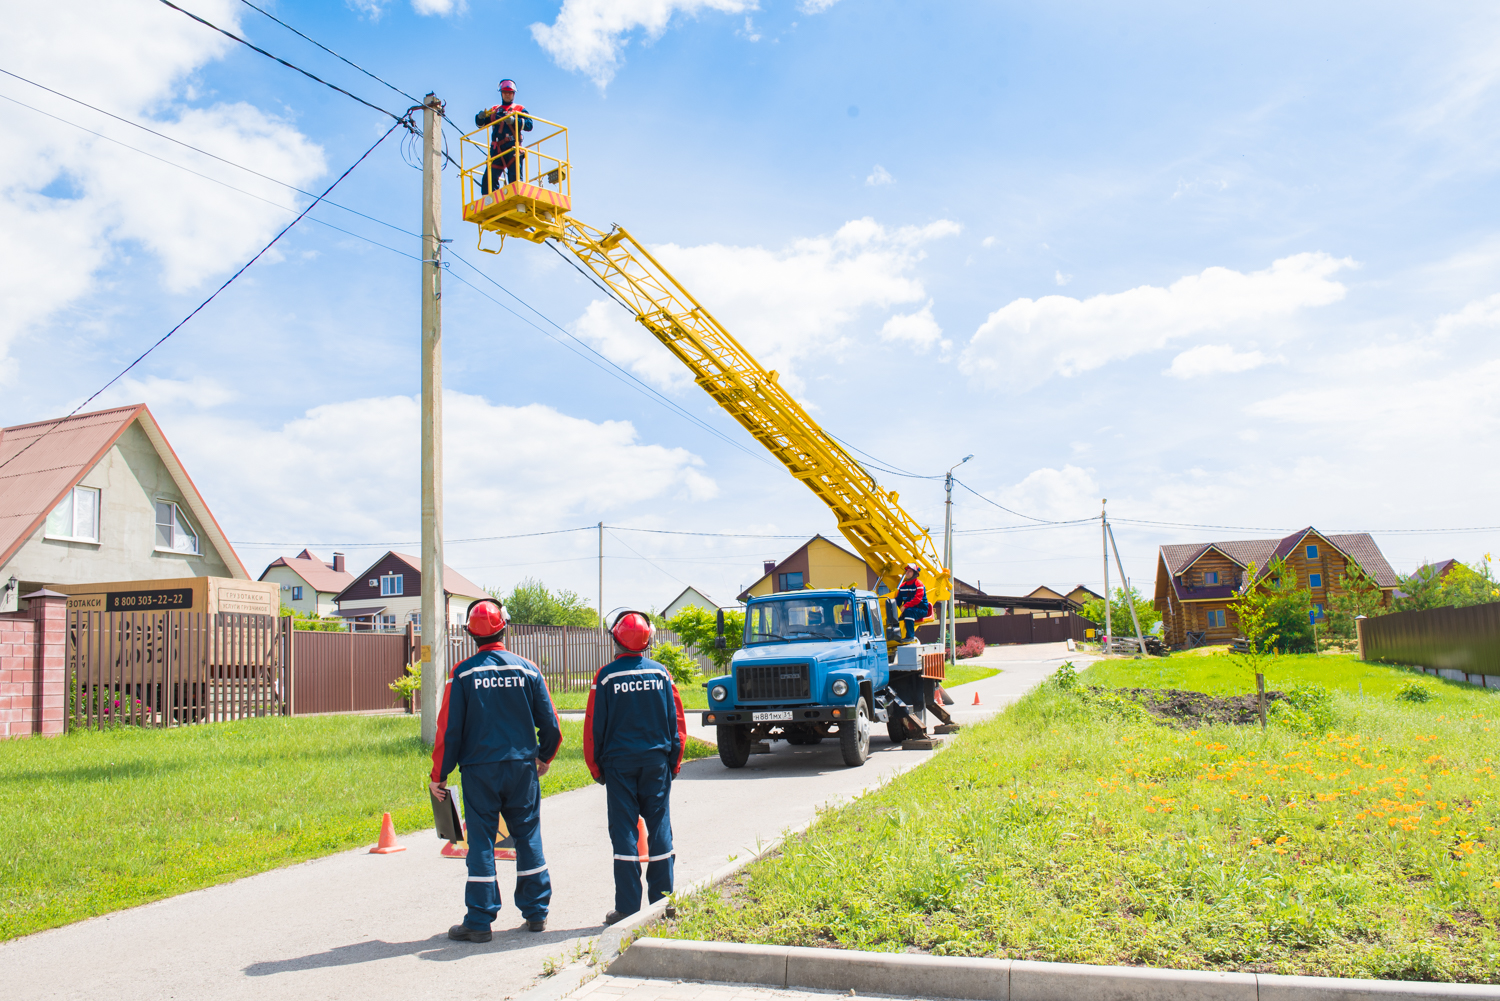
[460,112,571,251]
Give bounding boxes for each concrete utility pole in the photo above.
[1106,520,1148,658]
[420,93,446,746]
[942,455,972,663]
[598,521,604,636]
[1101,499,1112,650]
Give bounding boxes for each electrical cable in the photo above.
[155,0,404,122]
[545,239,636,315]
[0,90,417,261]
[0,117,407,476]
[229,525,597,549]
[607,527,809,539]
[444,254,777,468]
[952,478,1085,525]
[0,67,420,239]
[234,0,423,105]
[606,529,690,587]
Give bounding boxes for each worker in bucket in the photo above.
[896,562,930,641]
[475,78,533,194]
[584,609,687,926]
[430,597,562,941]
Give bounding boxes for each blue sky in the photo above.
[3,0,1499,609]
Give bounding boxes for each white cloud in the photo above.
[878,301,946,351]
[531,0,755,88]
[97,375,239,410]
[1054,270,1073,286]
[0,0,325,368]
[981,237,997,248]
[736,16,761,41]
[799,0,841,11]
[174,391,718,551]
[961,252,1354,388]
[866,165,894,186]
[570,218,961,390]
[1164,344,1275,379]
[411,0,466,14]
[964,466,1100,525]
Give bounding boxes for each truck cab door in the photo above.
[860,601,880,673]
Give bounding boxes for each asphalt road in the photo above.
[2,641,1093,1001]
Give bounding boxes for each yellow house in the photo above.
[736,535,880,602]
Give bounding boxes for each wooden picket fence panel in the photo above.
[67,610,287,730]
[449,624,694,695]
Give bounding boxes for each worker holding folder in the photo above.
[430,598,562,942]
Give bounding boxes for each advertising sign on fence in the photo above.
[51,577,280,618]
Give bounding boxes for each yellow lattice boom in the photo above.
[460,117,950,603]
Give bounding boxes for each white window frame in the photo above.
[44,485,101,543]
[154,500,200,555]
[377,613,398,631]
[380,574,404,596]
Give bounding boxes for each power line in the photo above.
[952,478,1088,525]
[234,0,423,105]
[230,525,597,549]
[0,117,406,476]
[606,528,689,587]
[155,0,405,122]
[0,89,417,262]
[608,527,809,539]
[0,67,420,240]
[445,253,777,468]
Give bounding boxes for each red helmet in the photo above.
[610,610,655,653]
[904,562,921,575]
[465,598,508,638]
[499,79,517,93]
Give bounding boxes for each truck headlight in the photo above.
[711,685,727,702]
[831,679,849,697]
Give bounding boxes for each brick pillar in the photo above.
[28,592,68,737]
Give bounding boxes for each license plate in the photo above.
[752,711,793,721]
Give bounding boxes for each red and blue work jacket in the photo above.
[475,102,533,154]
[897,576,930,616]
[583,654,687,780]
[430,643,562,782]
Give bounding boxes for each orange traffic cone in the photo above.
[370,812,406,854]
[972,691,981,706]
[636,817,649,862]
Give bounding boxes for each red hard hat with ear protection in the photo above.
[466,597,508,638]
[610,610,655,653]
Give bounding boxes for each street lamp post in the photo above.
[943,454,973,664]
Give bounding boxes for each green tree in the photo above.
[1437,555,1500,607]
[650,641,701,686]
[1326,562,1384,639]
[1231,557,1313,657]
[488,578,598,627]
[666,604,744,673]
[1079,585,1161,637]
[280,605,345,632]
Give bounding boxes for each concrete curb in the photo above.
[608,938,1500,1001]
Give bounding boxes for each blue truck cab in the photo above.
[701,588,949,768]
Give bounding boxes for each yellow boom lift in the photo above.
[459,114,951,629]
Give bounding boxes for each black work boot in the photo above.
[448,923,492,943]
[526,918,547,932]
[603,910,625,926]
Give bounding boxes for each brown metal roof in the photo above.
[259,554,355,594]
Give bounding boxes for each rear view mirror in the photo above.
[884,598,900,639]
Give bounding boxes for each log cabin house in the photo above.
[1154,526,1398,648]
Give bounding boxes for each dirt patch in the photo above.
[1097,687,1286,727]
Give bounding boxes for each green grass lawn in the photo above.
[660,656,1500,982]
[0,715,715,941]
[1085,650,1434,699]
[944,663,1000,687]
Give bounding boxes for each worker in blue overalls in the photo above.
[584,609,687,926]
[475,78,533,194]
[430,597,562,941]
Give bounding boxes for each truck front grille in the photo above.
[736,663,810,702]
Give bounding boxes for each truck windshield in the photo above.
[744,595,858,645]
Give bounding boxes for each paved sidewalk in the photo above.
[2,642,1090,1001]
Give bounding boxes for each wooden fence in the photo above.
[68,610,288,730]
[450,624,693,696]
[1359,604,1500,689]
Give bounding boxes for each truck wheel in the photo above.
[717,725,751,768]
[886,716,906,744]
[839,698,871,767]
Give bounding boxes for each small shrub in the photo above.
[1050,660,1079,691]
[1395,678,1434,703]
[1270,683,1335,733]
[956,635,986,659]
[388,662,420,711]
[651,641,701,686]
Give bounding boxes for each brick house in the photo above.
[1154,526,1398,648]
